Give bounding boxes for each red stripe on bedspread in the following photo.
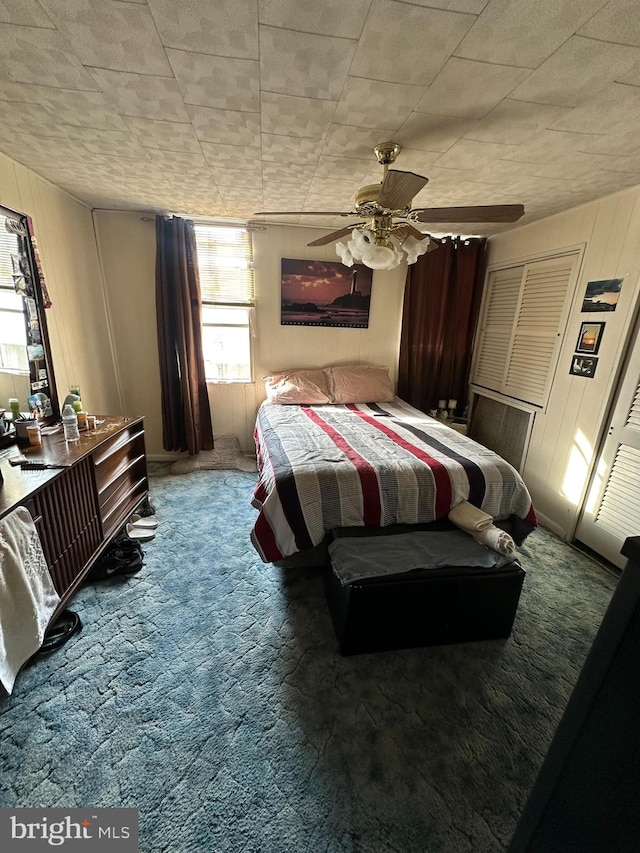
[346,404,452,518]
[301,406,382,526]
[252,512,283,561]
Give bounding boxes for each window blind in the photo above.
[0,216,21,291]
[193,224,254,305]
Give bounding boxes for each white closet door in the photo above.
[575,321,640,569]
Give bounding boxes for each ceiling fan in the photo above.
[253,142,525,270]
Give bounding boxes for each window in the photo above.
[193,224,254,382]
[0,214,29,373]
[471,252,580,408]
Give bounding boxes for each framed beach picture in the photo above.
[570,355,598,379]
[576,321,605,355]
[280,259,373,328]
[581,278,622,312]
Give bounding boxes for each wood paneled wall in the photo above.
[486,187,640,539]
[0,152,122,417]
[94,216,407,454]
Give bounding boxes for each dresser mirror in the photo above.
[0,203,60,437]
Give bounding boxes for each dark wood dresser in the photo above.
[0,416,148,615]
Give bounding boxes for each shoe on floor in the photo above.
[129,513,158,530]
[126,522,155,542]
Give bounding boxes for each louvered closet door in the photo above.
[504,256,577,406]
[575,320,640,569]
[472,254,577,408]
[474,265,523,390]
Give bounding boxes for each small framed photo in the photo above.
[576,321,604,355]
[570,355,598,378]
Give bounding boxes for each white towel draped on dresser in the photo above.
[0,506,60,694]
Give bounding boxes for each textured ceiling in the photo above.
[1,0,640,236]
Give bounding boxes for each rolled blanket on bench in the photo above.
[473,526,516,556]
[448,500,493,532]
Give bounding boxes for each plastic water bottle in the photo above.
[62,404,80,442]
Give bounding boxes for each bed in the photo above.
[250,368,536,564]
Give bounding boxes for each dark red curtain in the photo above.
[155,216,214,454]
[398,237,487,417]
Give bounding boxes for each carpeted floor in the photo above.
[0,466,618,852]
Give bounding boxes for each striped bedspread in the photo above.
[251,398,536,563]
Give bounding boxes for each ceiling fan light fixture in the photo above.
[335,226,429,270]
[399,233,431,265]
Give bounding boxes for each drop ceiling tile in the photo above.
[210,168,263,190]
[395,0,487,10]
[258,0,370,37]
[0,78,128,131]
[526,151,627,181]
[308,176,361,196]
[261,133,324,165]
[578,0,640,47]
[465,99,569,145]
[373,147,440,176]
[551,83,640,136]
[0,76,43,103]
[395,112,479,153]
[433,138,518,170]
[0,1,55,26]
[473,158,559,185]
[145,149,211,174]
[167,50,260,112]
[38,0,172,76]
[201,142,262,171]
[456,0,607,68]
[592,153,640,174]
[35,88,129,131]
[88,68,190,122]
[61,126,151,158]
[0,25,98,89]
[187,105,261,147]
[350,0,475,87]
[510,37,640,107]
[261,162,317,184]
[261,92,336,138]
[303,191,356,208]
[576,130,640,158]
[217,186,264,206]
[497,174,573,202]
[261,184,308,206]
[147,0,259,59]
[415,58,530,119]
[0,101,68,137]
[334,78,424,130]
[126,117,203,153]
[440,181,517,204]
[502,129,607,164]
[323,125,402,158]
[618,63,640,86]
[259,26,355,101]
[313,155,372,182]
[412,165,482,197]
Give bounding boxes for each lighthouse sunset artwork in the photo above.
[280,259,373,328]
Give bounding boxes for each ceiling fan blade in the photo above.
[377,170,429,210]
[253,210,356,216]
[307,225,364,247]
[392,222,429,241]
[412,204,525,223]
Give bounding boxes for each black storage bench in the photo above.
[325,526,525,655]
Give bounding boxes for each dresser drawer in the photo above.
[92,421,148,539]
